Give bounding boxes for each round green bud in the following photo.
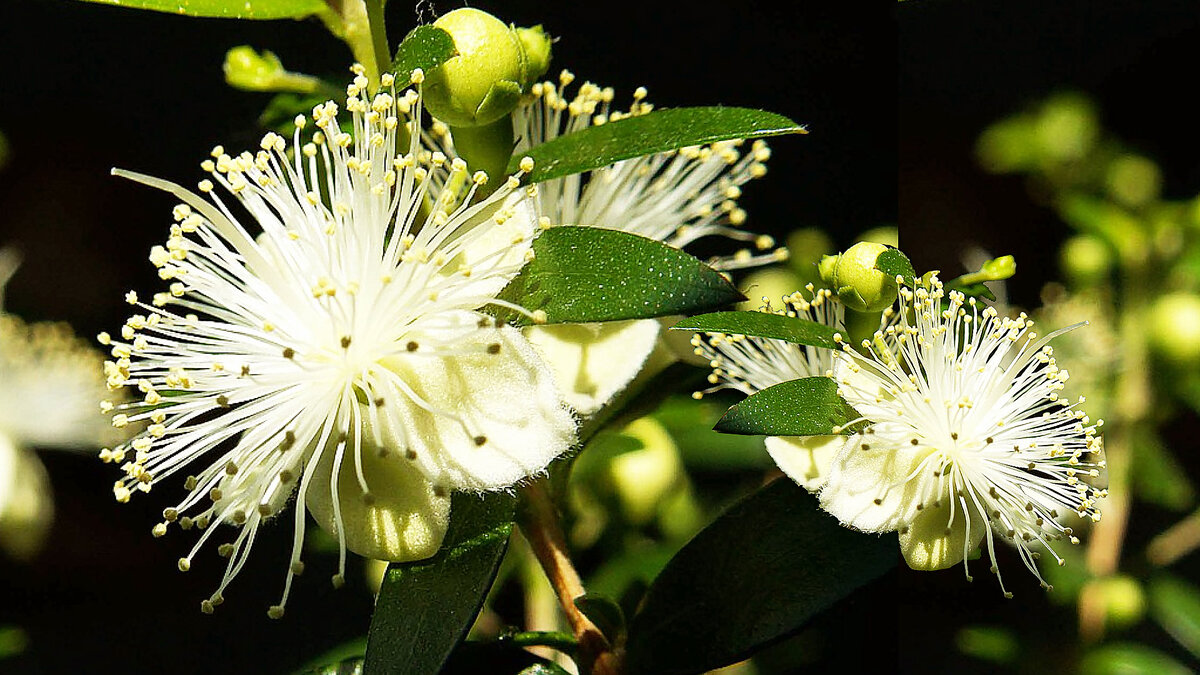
[223,46,320,94]
[607,418,684,526]
[514,25,552,91]
[1094,575,1146,629]
[817,254,839,287]
[424,8,529,127]
[1149,293,1200,365]
[832,242,899,313]
[1060,235,1112,286]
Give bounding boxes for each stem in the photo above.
[518,479,621,675]
[1147,506,1200,566]
[502,631,579,654]
[1079,258,1149,642]
[328,0,389,89]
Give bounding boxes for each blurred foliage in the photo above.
[972,93,1200,672]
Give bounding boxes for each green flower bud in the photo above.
[607,418,684,526]
[424,8,530,127]
[832,241,899,313]
[1093,575,1146,629]
[817,254,839,287]
[1105,154,1161,207]
[223,46,321,94]
[1149,293,1200,365]
[1060,235,1112,286]
[514,25,552,91]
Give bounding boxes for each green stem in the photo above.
[330,0,389,89]
[363,0,391,82]
[501,630,579,654]
[450,115,516,198]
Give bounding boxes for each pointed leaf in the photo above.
[363,491,516,675]
[1150,576,1200,659]
[874,247,917,288]
[1079,644,1193,675]
[73,0,325,19]
[509,107,806,184]
[670,311,838,349]
[715,377,859,436]
[391,25,458,86]
[624,479,897,675]
[494,227,745,325]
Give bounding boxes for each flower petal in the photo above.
[305,424,451,562]
[765,435,846,491]
[382,324,576,491]
[523,319,667,415]
[451,190,538,299]
[900,497,986,571]
[818,437,931,533]
[0,434,53,560]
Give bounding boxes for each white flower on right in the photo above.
[826,277,1105,595]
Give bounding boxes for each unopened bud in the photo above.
[223,46,321,94]
[832,241,899,313]
[514,25,552,91]
[424,8,530,127]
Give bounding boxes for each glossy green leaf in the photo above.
[391,26,457,86]
[363,491,516,675]
[74,0,325,19]
[516,665,572,675]
[715,377,859,436]
[874,247,917,288]
[573,594,626,646]
[1079,643,1193,675]
[670,311,839,348]
[509,107,805,184]
[1150,576,1200,659]
[624,479,897,675]
[494,227,744,325]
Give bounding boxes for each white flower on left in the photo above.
[100,67,576,618]
[0,249,118,559]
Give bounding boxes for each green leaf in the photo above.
[624,479,897,675]
[1079,643,1193,675]
[509,107,805,184]
[517,665,572,675]
[1132,434,1195,511]
[573,594,626,646]
[74,0,325,19]
[670,311,839,349]
[715,377,859,436]
[391,25,458,86]
[654,395,773,470]
[955,626,1017,664]
[260,93,332,134]
[295,658,364,675]
[494,227,745,325]
[1150,576,1200,659]
[873,247,917,288]
[292,638,366,674]
[363,491,516,675]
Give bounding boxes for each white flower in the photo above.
[0,249,116,559]
[101,67,576,617]
[429,70,786,415]
[826,277,1105,595]
[692,286,848,489]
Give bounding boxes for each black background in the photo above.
[1,0,1195,672]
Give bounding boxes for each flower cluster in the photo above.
[699,277,1106,594]
[99,68,576,617]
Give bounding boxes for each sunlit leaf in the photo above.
[509,107,805,184]
[873,247,917,288]
[715,377,860,436]
[494,227,744,325]
[670,311,839,348]
[74,0,325,19]
[391,25,457,86]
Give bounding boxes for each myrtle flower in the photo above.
[0,249,117,559]
[692,286,848,489]
[825,277,1105,595]
[430,71,786,415]
[100,67,576,617]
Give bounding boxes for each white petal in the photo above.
[305,423,451,562]
[451,191,538,299]
[0,434,53,560]
[900,497,986,571]
[381,325,576,490]
[523,319,668,415]
[765,435,846,491]
[818,437,931,533]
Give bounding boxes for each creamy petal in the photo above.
[900,496,986,571]
[451,191,538,299]
[0,434,53,560]
[524,319,664,415]
[382,324,576,491]
[305,424,451,562]
[765,435,846,491]
[818,437,932,533]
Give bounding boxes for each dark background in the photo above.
[0,1,895,673]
